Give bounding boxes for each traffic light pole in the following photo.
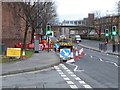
[112,35,115,52]
[48,36,50,52]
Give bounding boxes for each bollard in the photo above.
[112,44,116,52]
[118,44,120,52]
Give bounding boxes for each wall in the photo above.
[2,2,31,48]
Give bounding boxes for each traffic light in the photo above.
[112,26,117,36]
[46,25,51,36]
[105,29,109,37]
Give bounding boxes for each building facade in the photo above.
[2,2,31,48]
[94,15,120,41]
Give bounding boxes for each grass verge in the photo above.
[0,50,34,63]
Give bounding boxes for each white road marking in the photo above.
[90,56,93,58]
[57,69,61,72]
[85,53,86,55]
[64,67,68,70]
[54,66,60,70]
[99,58,103,61]
[59,64,64,66]
[117,56,118,58]
[64,77,70,80]
[58,72,64,75]
[75,77,81,80]
[83,85,92,88]
[98,59,119,68]
[55,64,93,89]
[66,62,84,72]
[69,85,78,89]
[114,63,118,67]
[66,81,74,84]
[79,81,86,84]
[66,70,71,72]
[71,74,77,77]
[61,75,67,77]
[68,71,74,74]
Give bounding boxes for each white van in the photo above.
[74,35,81,43]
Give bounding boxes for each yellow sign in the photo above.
[6,48,21,57]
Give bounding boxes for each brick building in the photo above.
[2,2,31,48]
[94,15,120,41]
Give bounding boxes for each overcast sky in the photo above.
[55,0,119,22]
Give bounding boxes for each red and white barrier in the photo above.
[78,48,84,58]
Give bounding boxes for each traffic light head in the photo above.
[46,25,51,31]
[105,29,109,37]
[112,26,117,36]
[46,25,52,36]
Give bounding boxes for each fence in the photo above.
[99,43,120,53]
[99,43,107,51]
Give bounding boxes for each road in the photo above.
[2,40,119,89]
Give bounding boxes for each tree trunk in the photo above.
[22,23,28,51]
[31,26,35,43]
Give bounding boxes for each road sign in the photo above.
[60,49,71,59]
[6,48,21,57]
[54,43,60,49]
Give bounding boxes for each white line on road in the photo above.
[83,85,92,88]
[71,74,77,77]
[90,56,93,58]
[114,63,119,67]
[69,85,78,89]
[66,81,74,84]
[66,62,84,72]
[79,81,86,84]
[99,58,103,61]
[63,77,70,80]
[75,77,81,80]
[61,75,67,77]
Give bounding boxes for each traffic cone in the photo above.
[66,49,75,63]
[75,50,79,60]
[22,50,26,60]
[78,48,85,58]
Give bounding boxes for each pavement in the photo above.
[1,39,119,76]
[78,39,119,56]
[1,50,60,75]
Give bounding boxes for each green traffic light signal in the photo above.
[105,29,109,37]
[46,25,51,35]
[112,26,117,36]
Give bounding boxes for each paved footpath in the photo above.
[78,39,119,56]
[1,51,60,75]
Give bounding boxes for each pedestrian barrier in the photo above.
[99,43,107,51]
[112,44,120,52]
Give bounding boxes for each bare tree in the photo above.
[10,0,57,51]
[93,10,102,19]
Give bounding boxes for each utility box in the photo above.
[34,40,39,53]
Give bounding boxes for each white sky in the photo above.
[55,0,119,22]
